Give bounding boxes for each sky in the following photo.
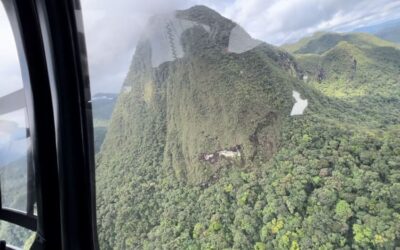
[0,6,27,129]
[80,0,400,94]
[1,0,400,97]
[0,5,24,97]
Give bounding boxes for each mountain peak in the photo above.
[131,6,265,68]
[176,5,234,27]
[103,6,306,185]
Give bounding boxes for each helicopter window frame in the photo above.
[1,0,101,249]
[0,0,37,233]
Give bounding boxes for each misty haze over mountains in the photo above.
[354,18,400,43]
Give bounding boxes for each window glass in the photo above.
[82,1,400,249]
[0,221,34,249]
[0,0,32,214]
[0,109,30,211]
[0,2,35,247]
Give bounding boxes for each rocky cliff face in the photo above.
[98,5,307,185]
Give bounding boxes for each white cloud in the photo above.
[222,0,400,45]
[2,0,400,96]
[81,0,194,94]
[80,0,236,94]
[81,0,400,94]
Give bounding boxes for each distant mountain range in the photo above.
[283,32,400,92]
[0,120,28,167]
[91,93,118,120]
[90,93,118,153]
[353,18,400,43]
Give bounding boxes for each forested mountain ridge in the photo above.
[284,32,400,101]
[283,32,399,55]
[98,5,309,186]
[96,6,400,249]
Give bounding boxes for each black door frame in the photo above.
[35,0,98,249]
[0,0,98,249]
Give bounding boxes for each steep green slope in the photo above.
[96,5,309,248]
[98,6,305,186]
[96,7,400,249]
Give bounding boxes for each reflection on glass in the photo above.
[0,220,34,248]
[0,1,35,247]
[290,90,308,116]
[0,109,30,211]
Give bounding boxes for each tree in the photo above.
[335,200,352,221]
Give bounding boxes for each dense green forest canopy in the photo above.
[96,5,400,250]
